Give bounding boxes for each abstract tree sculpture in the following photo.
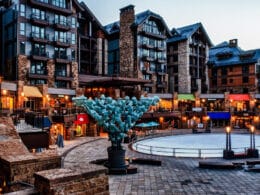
[73,94,159,169]
[73,94,159,148]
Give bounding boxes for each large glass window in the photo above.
[32,43,46,56]
[55,64,67,76]
[20,42,25,54]
[20,23,25,35]
[20,4,25,17]
[71,17,76,28]
[32,8,46,20]
[142,20,161,35]
[55,31,67,43]
[52,0,66,8]
[32,26,45,39]
[30,79,46,85]
[71,33,76,44]
[54,47,67,59]
[31,61,47,74]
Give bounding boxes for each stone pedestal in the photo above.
[223,149,234,159]
[247,149,259,158]
[34,167,109,194]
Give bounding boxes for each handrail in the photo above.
[133,142,260,158]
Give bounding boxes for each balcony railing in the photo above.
[53,20,71,31]
[31,51,49,60]
[30,14,49,26]
[29,0,73,16]
[30,33,49,44]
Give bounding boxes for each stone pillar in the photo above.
[178,42,191,93]
[119,5,135,78]
[71,62,78,88]
[17,55,30,84]
[47,59,55,88]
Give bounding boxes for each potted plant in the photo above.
[73,94,159,170]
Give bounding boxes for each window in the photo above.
[89,21,92,36]
[20,23,25,35]
[71,33,76,44]
[242,65,249,74]
[229,78,233,83]
[54,47,67,59]
[20,4,25,17]
[55,81,67,88]
[221,67,227,75]
[229,67,233,72]
[32,43,46,56]
[56,64,67,77]
[32,8,46,20]
[32,26,45,39]
[55,14,67,25]
[71,49,75,60]
[52,0,66,8]
[30,79,46,85]
[221,78,227,84]
[243,76,248,83]
[55,31,67,43]
[20,42,25,54]
[71,17,76,28]
[31,61,47,74]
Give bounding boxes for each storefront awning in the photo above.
[229,94,250,101]
[207,112,231,120]
[178,94,195,101]
[23,86,42,98]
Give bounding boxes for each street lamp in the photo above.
[247,125,259,158]
[223,126,234,159]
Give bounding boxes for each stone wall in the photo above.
[119,5,135,78]
[34,167,109,195]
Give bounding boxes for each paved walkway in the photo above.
[60,129,260,195]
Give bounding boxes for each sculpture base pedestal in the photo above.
[247,149,259,158]
[223,150,234,159]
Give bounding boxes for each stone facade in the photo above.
[119,5,135,78]
[71,61,79,88]
[34,167,109,195]
[178,41,191,93]
[17,55,30,85]
[47,59,55,88]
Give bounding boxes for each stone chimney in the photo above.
[229,39,238,47]
[119,5,135,78]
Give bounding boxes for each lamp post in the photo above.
[223,126,234,159]
[247,125,259,158]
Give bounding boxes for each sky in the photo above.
[83,0,260,50]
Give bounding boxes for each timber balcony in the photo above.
[30,33,49,44]
[30,14,49,26]
[29,0,73,16]
[53,20,71,31]
[30,50,49,61]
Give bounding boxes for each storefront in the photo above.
[74,113,89,136]
[207,111,231,128]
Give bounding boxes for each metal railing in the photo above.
[132,142,260,158]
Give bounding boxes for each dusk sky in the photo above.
[83,0,260,50]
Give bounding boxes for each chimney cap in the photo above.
[120,4,135,13]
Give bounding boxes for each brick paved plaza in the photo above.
[60,130,260,195]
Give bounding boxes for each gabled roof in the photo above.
[208,40,260,67]
[80,2,106,33]
[104,9,171,36]
[167,22,213,46]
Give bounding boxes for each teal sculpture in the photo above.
[73,94,159,170]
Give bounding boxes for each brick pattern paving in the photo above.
[62,132,260,195]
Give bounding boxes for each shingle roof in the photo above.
[208,41,260,67]
[167,22,213,46]
[104,9,171,35]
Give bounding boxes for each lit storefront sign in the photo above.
[74,114,89,125]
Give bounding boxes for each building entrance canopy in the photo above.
[23,86,42,97]
[228,94,250,101]
[177,94,195,101]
